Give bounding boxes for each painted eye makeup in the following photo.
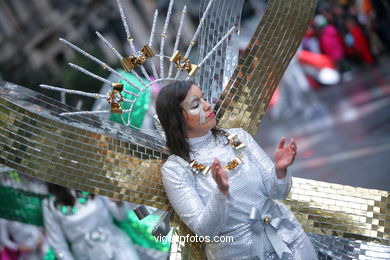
[184,95,207,124]
[190,100,200,109]
[185,96,202,112]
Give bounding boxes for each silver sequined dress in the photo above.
[162,128,318,259]
[42,196,140,260]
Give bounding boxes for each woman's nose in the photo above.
[203,100,211,111]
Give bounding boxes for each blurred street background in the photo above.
[256,54,390,191]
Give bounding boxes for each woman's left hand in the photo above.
[274,137,297,172]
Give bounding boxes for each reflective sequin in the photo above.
[162,128,318,259]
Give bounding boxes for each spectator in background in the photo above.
[302,24,321,54]
[314,14,350,73]
[345,17,374,64]
[370,0,390,51]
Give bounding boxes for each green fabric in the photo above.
[1,170,169,256]
[0,185,45,226]
[44,211,171,259]
[109,70,151,128]
[43,248,56,260]
[0,184,170,252]
[114,210,172,252]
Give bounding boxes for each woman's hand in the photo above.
[211,158,229,197]
[274,137,297,178]
[18,245,33,254]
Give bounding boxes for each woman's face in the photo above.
[181,84,216,138]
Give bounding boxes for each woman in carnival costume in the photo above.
[156,80,318,260]
[42,184,140,260]
[0,218,45,260]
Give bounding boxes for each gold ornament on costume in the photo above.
[107,83,124,113]
[224,157,243,171]
[189,160,211,175]
[226,133,246,151]
[189,134,245,174]
[120,44,155,72]
[190,156,243,175]
[170,50,199,76]
[263,216,271,224]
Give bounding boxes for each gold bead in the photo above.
[127,37,134,42]
[263,216,271,224]
[189,41,195,46]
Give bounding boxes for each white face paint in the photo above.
[185,95,207,124]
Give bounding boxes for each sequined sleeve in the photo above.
[162,156,234,237]
[236,128,292,200]
[42,199,75,260]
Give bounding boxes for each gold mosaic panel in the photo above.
[1,0,389,259]
[1,81,390,257]
[216,0,318,135]
[0,86,170,210]
[287,178,389,246]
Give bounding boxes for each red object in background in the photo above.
[269,87,279,107]
[299,50,336,69]
[298,50,340,86]
[349,25,374,64]
[306,75,321,89]
[0,248,18,260]
[318,25,345,63]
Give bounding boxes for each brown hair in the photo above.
[155,80,225,160]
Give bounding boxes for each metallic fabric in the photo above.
[1,0,390,259]
[1,81,390,258]
[0,81,169,210]
[162,129,317,259]
[308,233,390,259]
[43,196,140,260]
[195,0,245,105]
[285,177,390,246]
[216,0,318,135]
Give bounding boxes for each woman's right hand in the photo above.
[211,158,229,197]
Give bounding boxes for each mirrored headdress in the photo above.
[40,0,236,130]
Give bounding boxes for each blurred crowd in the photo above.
[269,0,389,121]
[305,0,389,75]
